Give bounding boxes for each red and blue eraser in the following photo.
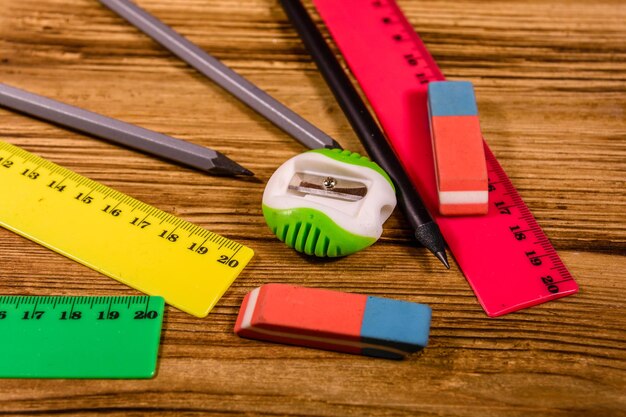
[234,284,431,359]
[428,81,488,216]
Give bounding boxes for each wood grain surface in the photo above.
[0,0,625,415]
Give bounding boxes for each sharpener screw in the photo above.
[322,177,336,189]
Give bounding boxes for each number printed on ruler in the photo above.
[0,142,254,317]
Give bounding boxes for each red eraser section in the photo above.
[440,203,488,216]
[430,116,487,192]
[234,284,367,354]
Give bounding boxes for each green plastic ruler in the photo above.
[0,295,164,378]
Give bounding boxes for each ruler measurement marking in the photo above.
[550,278,574,285]
[160,225,180,242]
[29,300,39,320]
[228,246,242,263]
[67,299,76,320]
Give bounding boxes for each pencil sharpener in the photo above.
[262,148,397,257]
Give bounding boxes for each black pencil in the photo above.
[279,0,449,268]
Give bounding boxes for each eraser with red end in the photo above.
[428,81,488,216]
[234,284,431,359]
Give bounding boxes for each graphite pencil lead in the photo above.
[434,251,450,269]
[210,153,254,176]
[326,139,344,150]
[414,221,448,266]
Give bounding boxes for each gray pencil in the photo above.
[0,83,252,176]
[99,0,342,151]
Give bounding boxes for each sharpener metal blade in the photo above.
[288,173,367,201]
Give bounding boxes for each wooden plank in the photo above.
[0,0,624,415]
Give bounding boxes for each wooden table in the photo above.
[1,0,624,415]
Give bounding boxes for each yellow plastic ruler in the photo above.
[0,141,253,317]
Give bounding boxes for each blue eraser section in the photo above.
[428,81,478,116]
[360,296,432,355]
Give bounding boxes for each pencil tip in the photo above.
[329,140,344,150]
[414,222,449,268]
[434,251,450,269]
[238,167,255,176]
[211,153,254,177]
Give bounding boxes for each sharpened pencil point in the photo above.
[237,167,255,176]
[414,222,448,269]
[210,153,254,177]
[326,139,344,150]
[434,251,450,269]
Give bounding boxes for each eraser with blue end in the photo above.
[234,284,431,359]
[428,81,479,117]
[428,81,488,216]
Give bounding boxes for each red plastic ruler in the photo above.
[313,0,578,316]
